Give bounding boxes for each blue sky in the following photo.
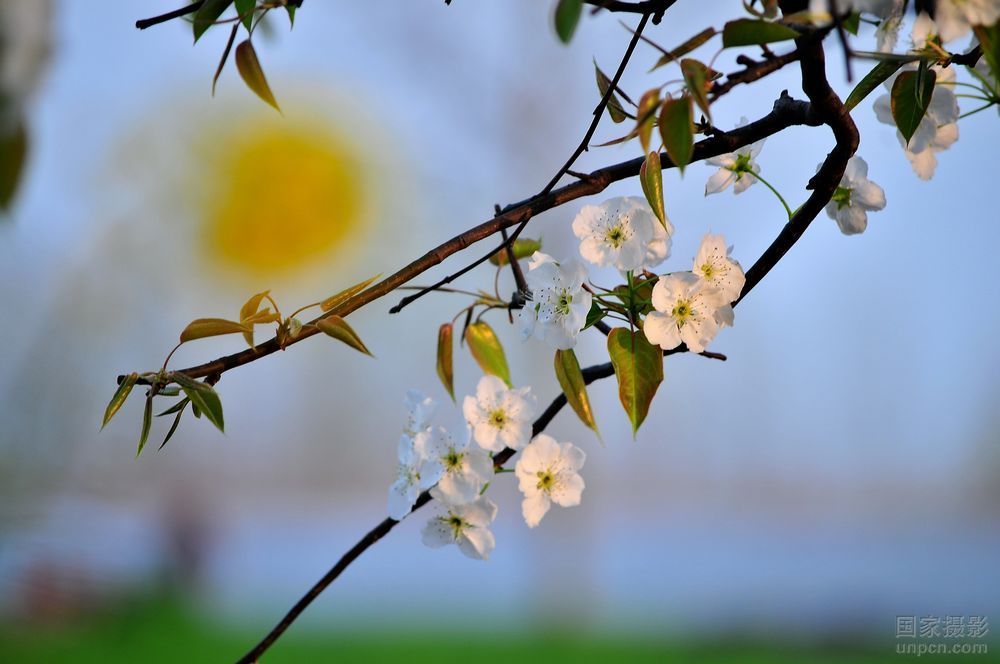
[1,0,998,635]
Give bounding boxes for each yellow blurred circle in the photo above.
[198,114,366,277]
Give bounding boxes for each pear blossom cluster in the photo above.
[519,195,756,354]
[643,235,743,353]
[809,0,999,180]
[874,66,959,180]
[377,0,1000,562]
[388,377,586,560]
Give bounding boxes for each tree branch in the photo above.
[738,16,859,302]
[136,1,203,30]
[231,35,857,658]
[583,0,678,19]
[541,12,650,196]
[121,93,817,387]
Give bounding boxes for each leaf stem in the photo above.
[751,170,793,220]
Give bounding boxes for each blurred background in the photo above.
[0,1,997,662]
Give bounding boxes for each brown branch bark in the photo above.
[390,9,652,315]
[738,29,859,302]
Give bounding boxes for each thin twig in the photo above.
[541,12,650,196]
[136,1,203,30]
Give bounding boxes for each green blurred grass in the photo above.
[1,598,995,663]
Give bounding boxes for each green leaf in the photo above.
[235,40,280,112]
[179,317,251,343]
[891,68,936,147]
[554,349,599,437]
[286,4,296,27]
[680,58,712,121]
[0,119,27,212]
[612,278,655,317]
[159,399,188,451]
[320,273,382,312]
[489,238,542,266]
[172,374,225,433]
[212,24,239,96]
[465,322,511,387]
[582,301,604,330]
[316,315,374,356]
[721,19,799,48]
[595,60,629,123]
[157,396,190,418]
[639,152,666,227]
[137,394,153,457]
[436,323,455,402]
[192,0,234,42]
[234,0,254,32]
[842,11,860,36]
[103,372,138,430]
[554,0,583,44]
[651,28,717,71]
[658,94,694,173]
[851,50,930,63]
[607,328,663,436]
[636,89,660,154]
[973,24,1000,92]
[844,60,904,111]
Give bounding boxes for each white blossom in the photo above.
[518,252,592,350]
[692,234,745,304]
[421,493,498,560]
[974,58,1000,116]
[387,435,423,520]
[571,197,671,272]
[463,375,537,453]
[415,426,493,506]
[643,272,727,353]
[874,66,959,179]
[822,156,887,235]
[877,0,907,52]
[704,118,765,195]
[403,389,436,437]
[514,434,586,528]
[808,0,895,16]
[933,0,1000,44]
[911,11,939,49]
[386,391,437,519]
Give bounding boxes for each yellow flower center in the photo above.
[536,470,555,492]
[606,225,626,248]
[490,409,506,428]
[672,299,692,326]
[447,515,465,537]
[445,450,463,470]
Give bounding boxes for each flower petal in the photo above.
[457,526,495,560]
[521,493,551,528]
[421,517,454,548]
